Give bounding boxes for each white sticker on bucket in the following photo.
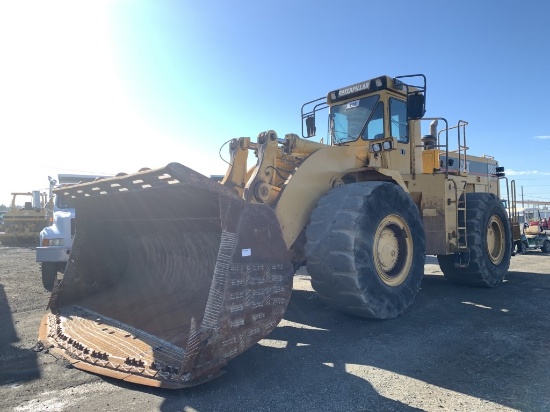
[242,248,251,257]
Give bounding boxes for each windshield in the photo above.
[56,193,75,209]
[329,95,380,144]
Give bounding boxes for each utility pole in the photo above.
[521,186,524,208]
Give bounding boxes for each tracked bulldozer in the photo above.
[38,74,512,388]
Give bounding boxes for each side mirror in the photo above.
[407,92,425,120]
[305,115,316,138]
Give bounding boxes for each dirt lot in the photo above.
[1,246,549,412]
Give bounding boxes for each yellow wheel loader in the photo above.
[38,74,512,388]
[0,191,51,246]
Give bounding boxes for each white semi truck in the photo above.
[36,174,110,290]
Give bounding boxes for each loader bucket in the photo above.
[38,163,293,388]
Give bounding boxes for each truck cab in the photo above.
[36,174,110,290]
[36,189,75,289]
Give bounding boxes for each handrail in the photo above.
[415,117,449,177]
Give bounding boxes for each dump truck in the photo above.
[38,74,512,388]
[0,191,52,246]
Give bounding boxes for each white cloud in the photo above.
[506,170,550,176]
[534,136,550,139]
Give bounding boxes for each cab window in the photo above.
[362,102,384,140]
[330,95,379,144]
[390,98,408,143]
[56,194,75,209]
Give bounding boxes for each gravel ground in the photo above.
[1,246,550,412]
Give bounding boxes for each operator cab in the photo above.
[329,93,409,145]
[301,74,426,147]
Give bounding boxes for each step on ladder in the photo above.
[453,121,469,267]
[450,179,470,267]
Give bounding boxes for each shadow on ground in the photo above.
[76,266,550,411]
[0,284,40,385]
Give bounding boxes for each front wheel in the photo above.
[437,193,511,287]
[305,182,425,319]
[41,262,57,291]
[541,240,550,254]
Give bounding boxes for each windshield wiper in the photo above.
[332,130,355,145]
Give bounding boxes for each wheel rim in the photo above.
[373,214,413,286]
[486,215,505,265]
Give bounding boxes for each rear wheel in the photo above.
[437,193,511,287]
[41,262,57,291]
[541,240,550,254]
[305,182,425,319]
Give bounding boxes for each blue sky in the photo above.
[1,0,549,206]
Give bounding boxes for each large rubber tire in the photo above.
[41,262,57,291]
[305,182,425,319]
[437,193,511,287]
[541,240,550,254]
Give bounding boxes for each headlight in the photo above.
[371,143,381,152]
[48,238,64,246]
[382,141,392,150]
